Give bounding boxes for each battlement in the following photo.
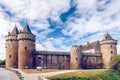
[18,33,35,42]
[6,36,18,41]
[100,40,117,45]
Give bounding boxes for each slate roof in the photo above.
[10,25,19,35]
[23,23,32,33]
[82,41,100,51]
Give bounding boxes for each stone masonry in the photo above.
[5,24,117,69]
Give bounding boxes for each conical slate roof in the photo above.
[10,25,19,35]
[103,33,114,40]
[23,23,32,33]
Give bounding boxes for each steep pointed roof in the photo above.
[23,23,32,33]
[103,33,114,40]
[10,25,19,35]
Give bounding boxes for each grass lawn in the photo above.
[48,69,105,78]
[21,69,61,74]
[49,69,120,80]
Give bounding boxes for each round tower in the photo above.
[18,23,35,69]
[70,45,82,69]
[100,33,117,69]
[6,26,19,68]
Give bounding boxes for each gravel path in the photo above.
[14,69,79,80]
[0,68,19,80]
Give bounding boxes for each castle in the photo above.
[5,24,117,69]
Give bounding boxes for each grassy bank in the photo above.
[21,69,60,74]
[49,70,120,80]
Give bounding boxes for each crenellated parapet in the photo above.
[6,36,18,41]
[18,33,35,42]
[100,40,117,45]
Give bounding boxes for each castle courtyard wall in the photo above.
[82,53,102,69]
[35,51,70,69]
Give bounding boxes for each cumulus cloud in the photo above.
[0,0,120,59]
[62,0,120,40]
[0,0,71,59]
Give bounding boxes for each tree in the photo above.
[110,55,120,75]
[0,59,5,66]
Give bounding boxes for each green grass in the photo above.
[49,70,120,80]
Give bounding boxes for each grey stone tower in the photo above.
[100,33,117,68]
[70,45,82,69]
[18,23,35,69]
[6,26,19,68]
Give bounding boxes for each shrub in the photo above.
[110,55,120,75]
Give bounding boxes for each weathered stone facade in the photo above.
[18,24,35,69]
[5,24,117,69]
[6,26,19,68]
[36,51,70,69]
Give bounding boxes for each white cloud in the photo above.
[62,0,120,39]
[1,0,71,21]
[36,43,45,51]
[117,45,120,54]
[0,0,120,60]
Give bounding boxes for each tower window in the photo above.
[76,58,78,60]
[10,39,12,42]
[25,47,27,50]
[111,45,112,48]
[23,57,25,59]
[111,51,113,54]
[9,55,11,58]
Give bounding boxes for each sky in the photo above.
[0,0,120,60]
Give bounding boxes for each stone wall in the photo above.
[18,33,35,69]
[35,51,70,69]
[100,40,117,68]
[6,35,18,68]
[70,45,82,69]
[82,53,102,69]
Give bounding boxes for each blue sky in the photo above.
[0,0,120,59]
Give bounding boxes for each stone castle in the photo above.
[5,24,117,69]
